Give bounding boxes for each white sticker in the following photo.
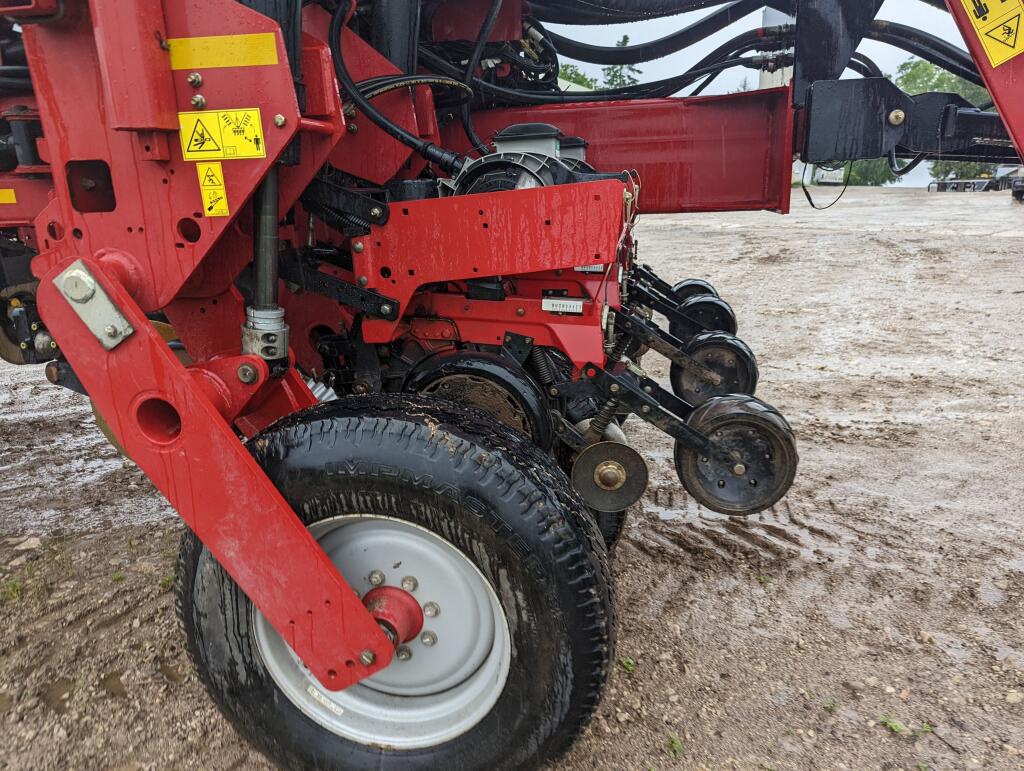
[541,297,585,314]
[573,265,606,273]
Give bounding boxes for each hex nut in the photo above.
[396,646,412,661]
[368,569,385,586]
[423,602,440,618]
[186,72,203,87]
[401,576,418,592]
[420,631,437,647]
[190,94,207,109]
[274,114,287,128]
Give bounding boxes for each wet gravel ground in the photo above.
[1,187,1023,770]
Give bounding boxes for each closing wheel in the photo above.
[670,278,719,303]
[669,331,759,406]
[669,293,738,342]
[176,394,613,770]
[674,395,798,516]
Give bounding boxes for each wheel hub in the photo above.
[252,515,511,749]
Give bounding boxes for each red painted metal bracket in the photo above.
[37,255,392,691]
[443,89,795,215]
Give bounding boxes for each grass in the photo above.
[667,732,685,758]
[112,571,126,583]
[823,697,838,713]
[878,714,908,735]
[0,578,23,603]
[617,656,637,675]
[159,574,174,591]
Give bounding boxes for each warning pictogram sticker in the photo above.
[196,161,229,217]
[961,0,1024,67]
[179,108,266,161]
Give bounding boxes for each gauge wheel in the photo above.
[176,394,613,771]
[670,278,719,303]
[674,395,797,516]
[669,293,738,342]
[669,331,759,406]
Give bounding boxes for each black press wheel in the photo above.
[669,331,759,406]
[176,394,613,771]
[669,292,738,342]
[670,278,719,303]
[674,395,797,516]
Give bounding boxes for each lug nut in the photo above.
[368,569,385,586]
[359,649,375,666]
[396,646,412,661]
[401,576,418,592]
[420,631,437,647]
[423,602,440,618]
[190,94,207,109]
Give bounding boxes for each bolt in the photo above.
[525,337,533,345]
[353,242,365,253]
[420,631,437,647]
[49,341,57,349]
[30,322,38,331]
[423,602,440,618]
[549,387,559,397]
[643,385,653,394]
[401,576,418,592]
[516,307,526,317]
[396,646,412,662]
[370,206,383,218]
[359,649,376,666]
[343,104,357,118]
[610,383,620,394]
[358,275,369,286]
[62,269,96,303]
[888,109,906,126]
[190,94,207,109]
[641,405,652,414]
[273,113,286,128]
[595,461,626,492]
[347,122,359,134]
[81,178,97,191]
[353,383,368,395]
[368,569,385,586]
[380,304,392,316]
[185,72,203,88]
[236,363,258,384]
[733,463,746,476]
[19,342,26,349]
[103,324,118,338]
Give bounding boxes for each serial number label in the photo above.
[541,297,585,314]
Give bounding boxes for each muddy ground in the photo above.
[1,187,1022,770]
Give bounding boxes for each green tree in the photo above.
[559,63,597,90]
[601,36,642,89]
[847,158,897,187]
[894,58,996,181]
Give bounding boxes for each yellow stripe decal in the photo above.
[0,188,17,204]
[168,33,278,71]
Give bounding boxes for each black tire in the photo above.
[670,278,719,303]
[669,293,738,342]
[674,395,798,516]
[404,349,555,451]
[669,331,759,406]
[176,394,613,771]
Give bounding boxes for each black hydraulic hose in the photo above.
[850,51,883,78]
[462,0,504,156]
[545,0,764,65]
[888,149,928,176]
[867,20,984,87]
[328,4,464,173]
[529,0,734,25]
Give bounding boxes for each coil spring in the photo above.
[529,346,556,385]
[589,397,619,440]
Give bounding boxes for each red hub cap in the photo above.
[362,586,424,646]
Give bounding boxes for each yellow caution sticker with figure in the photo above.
[961,0,1024,67]
[179,109,266,161]
[196,162,230,217]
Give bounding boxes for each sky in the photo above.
[548,1,970,186]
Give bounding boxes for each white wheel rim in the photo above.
[252,515,512,749]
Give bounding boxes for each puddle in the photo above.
[100,671,127,698]
[41,678,74,714]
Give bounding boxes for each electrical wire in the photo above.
[328,3,464,173]
[887,149,928,176]
[800,162,850,210]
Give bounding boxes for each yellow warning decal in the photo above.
[167,33,278,71]
[179,109,266,161]
[961,0,1024,67]
[0,188,16,204]
[196,162,230,217]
